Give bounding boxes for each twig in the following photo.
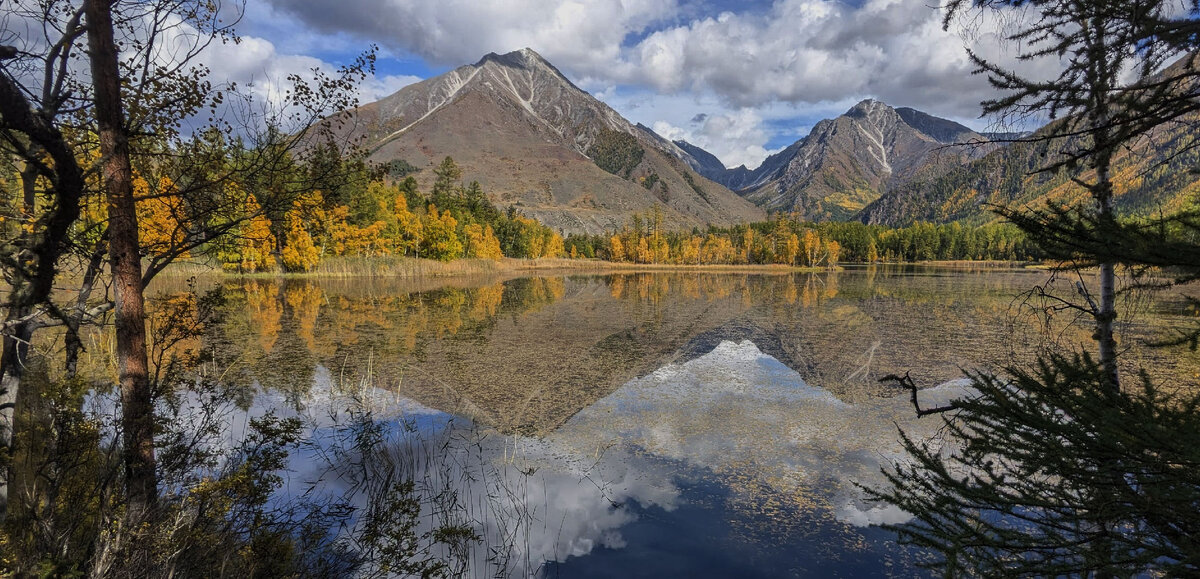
[881,371,959,417]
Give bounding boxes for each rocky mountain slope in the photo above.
[744,100,993,220]
[326,48,764,234]
[859,116,1200,227]
[679,100,993,221]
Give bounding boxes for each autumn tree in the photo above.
[783,233,800,265]
[421,206,462,261]
[463,223,503,260]
[236,192,276,273]
[391,192,423,256]
[700,234,736,264]
[824,239,840,269]
[609,235,626,262]
[0,0,372,528]
[136,175,188,258]
[282,202,320,272]
[543,229,565,259]
[681,236,702,265]
[800,229,822,267]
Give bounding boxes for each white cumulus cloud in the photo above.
[266,0,678,82]
[653,108,784,170]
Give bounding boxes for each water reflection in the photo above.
[124,267,1200,576]
[204,269,1062,432]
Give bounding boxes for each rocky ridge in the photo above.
[329,48,764,234]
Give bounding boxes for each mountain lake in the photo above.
[118,265,1199,577]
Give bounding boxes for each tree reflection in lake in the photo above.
[120,267,1199,576]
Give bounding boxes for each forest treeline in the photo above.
[146,151,1042,273]
[566,210,1040,266]
[4,146,1040,284]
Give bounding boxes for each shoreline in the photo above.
[153,256,1038,280]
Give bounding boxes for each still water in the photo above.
[145,265,1199,577]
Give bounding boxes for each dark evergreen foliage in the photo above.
[868,356,1200,576]
[870,1,1200,575]
[385,158,420,179]
[587,129,645,178]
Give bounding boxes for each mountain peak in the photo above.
[334,48,764,234]
[671,139,727,178]
[846,98,891,119]
[475,47,550,70]
[472,47,578,90]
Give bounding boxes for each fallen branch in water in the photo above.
[881,371,959,417]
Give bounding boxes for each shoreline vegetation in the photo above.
[153,255,1037,281]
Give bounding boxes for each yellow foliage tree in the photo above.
[464,223,503,260]
[281,203,319,272]
[421,206,462,262]
[635,237,652,264]
[609,235,626,262]
[392,193,423,256]
[543,229,565,258]
[825,239,841,268]
[784,233,800,265]
[325,204,351,256]
[801,229,822,267]
[337,219,390,257]
[517,216,545,258]
[238,192,276,273]
[287,190,337,255]
[701,234,736,264]
[136,174,188,257]
[682,236,702,265]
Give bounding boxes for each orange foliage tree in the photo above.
[236,191,276,273]
[281,201,320,272]
[135,174,188,258]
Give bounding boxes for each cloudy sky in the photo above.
[220,0,1028,170]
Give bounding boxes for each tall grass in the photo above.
[150,256,841,282]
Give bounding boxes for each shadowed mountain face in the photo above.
[673,139,728,178]
[678,100,993,221]
[326,48,764,234]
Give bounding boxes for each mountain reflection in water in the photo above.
[122,267,1198,576]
